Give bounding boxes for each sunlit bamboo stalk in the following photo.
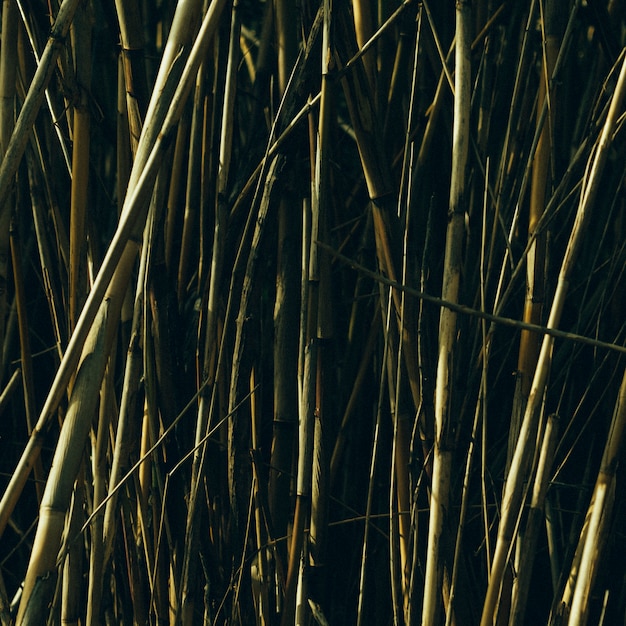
[422,3,471,625]
[509,413,559,626]
[16,302,109,624]
[86,361,117,625]
[282,3,331,618]
[480,49,626,626]
[68,0,93,331]
[0,0,223,544]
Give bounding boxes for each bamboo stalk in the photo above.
[0,0,19,364]
[559,365,626,625]
[509,414,559,626]
[86,362,117,625]
[178,5,239,623]
[480,49,626,626]
[68,0,93,331]
[422,3,471,625]
[0,0,225,542]
[16,302,110,624]
[270,0,301,600]
[0,0,82,216]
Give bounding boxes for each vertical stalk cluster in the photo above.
[1,1,626,624]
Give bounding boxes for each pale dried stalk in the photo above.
[0,0,81,214]
[0,0,82,542]
[422,2,471,624]
[480,50,626,626]
[68,1,93,330]
[562,366,626,626]
[509,414,559,626]
[86,363,116,625]
[17,302,109,624]
[0,0,224,545]
[179,4,239,622]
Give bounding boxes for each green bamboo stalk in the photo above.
[480,50,626,626]
[422,3,471,625]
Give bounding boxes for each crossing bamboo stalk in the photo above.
[480,49,626,626]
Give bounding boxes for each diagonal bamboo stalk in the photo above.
[0,0,225,543]
[509,413,559,626]
[16,301,110,625]
[480,49,626,626]
[0,0,81,215]
[564,366,626,626]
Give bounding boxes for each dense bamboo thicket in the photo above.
[1,0,626,624]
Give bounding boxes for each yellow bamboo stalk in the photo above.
[561,367,626,625]
[16,302,109,625]
[480,50,626,626]
[0,0,225,545]
[0,0,83,542]
[422,3,471,624]
[86,362,116,625]
[114,0,150,151]
[68,1,93,331]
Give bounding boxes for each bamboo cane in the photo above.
[559,366,626,625]
[422,3,471,624]
[0,0,224,543]
[270,0,301,597]
[0,0,19,364]
[480,50,626,626]
[16,302,110,624]
[68,1,93,332]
